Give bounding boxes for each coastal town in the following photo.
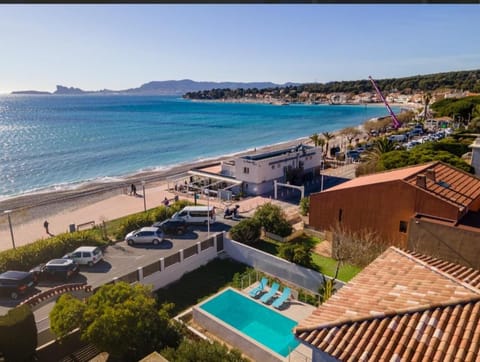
[1,80,480,361]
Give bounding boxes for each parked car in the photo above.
[30,259,79,282]
[346,150,360,161]
[64,246,103,267]
[152,219,188,235]
[125,227,164,245]
[0,270,37,300]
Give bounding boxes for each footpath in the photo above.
[0,183,273,252]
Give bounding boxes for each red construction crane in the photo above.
[369,76,401,129]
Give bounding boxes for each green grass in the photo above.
[255,235,361,283]
[155,258,249,315]
[311,253,361,282]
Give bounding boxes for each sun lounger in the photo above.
[272,287,291,309]
[249,277,268,298]
[260,282,280,304]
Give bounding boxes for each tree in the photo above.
[340,127,362,147]
[322,132,335,156]
[309,133,320,147]
[0,305,37,362]
[422,92,432,121]
[161,338,248,362]
[278,241,313,268]
[229,218,262,244]
[253,203,292,237]
[50,282,182,361]
[50,293,86,339]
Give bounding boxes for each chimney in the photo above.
[425,168,436,182]
[416,174,427,189]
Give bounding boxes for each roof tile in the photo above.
[295,247,480,361]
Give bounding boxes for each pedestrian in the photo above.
[43,220,49,235]
[130,183,137,196]
[163,197,170,207]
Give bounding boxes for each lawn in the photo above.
[255,235,361,282]
[155,258,249,315]
[311,253,361,282]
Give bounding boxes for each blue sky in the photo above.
[0,4,479,93]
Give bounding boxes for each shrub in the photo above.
[0,230,107,272]
[161,338,248,362]
[113,200,194,240]
[252,203,293,237]
[278,241,313,268]
[0,304,37,361]
[229,219,261,244]
[299,197,309,216]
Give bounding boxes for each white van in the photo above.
[64,246,103,267]
[171,206,216,225]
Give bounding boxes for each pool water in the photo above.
[199,288,299,357]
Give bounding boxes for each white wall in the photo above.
[223,236,343,292]
[140,239,219,291]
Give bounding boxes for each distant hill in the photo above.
[11,90,51,95]
[11,80,298,96]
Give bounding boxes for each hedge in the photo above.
[0,229,108,272]
[113,200,193,241]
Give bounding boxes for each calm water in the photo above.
[200,288,299,357]
[0,95,392,198]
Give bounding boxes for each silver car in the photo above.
[125,227,164,246]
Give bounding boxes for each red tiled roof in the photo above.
[404,162,480,209]
[295,247,480,361]
[321,161,480,210]
[323,163,435,192]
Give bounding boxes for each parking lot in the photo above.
[0,219,236,319]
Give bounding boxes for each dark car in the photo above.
[152,219,189,235]
[30,258,80,282]
[0,270,37,300]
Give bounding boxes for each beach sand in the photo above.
[0,135,325,251]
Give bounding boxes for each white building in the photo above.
[221,144,323,196]
[470,136,480,177]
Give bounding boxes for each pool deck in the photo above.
[244,284,316,361]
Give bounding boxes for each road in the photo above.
[0,219,236,334]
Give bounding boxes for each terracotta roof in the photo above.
[323,162,436,192]
[322,161,480,210]
[404,162,480,209]
[295,247,480,361]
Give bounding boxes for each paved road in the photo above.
[0,219,236,329]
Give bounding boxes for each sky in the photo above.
[0,4,479,94]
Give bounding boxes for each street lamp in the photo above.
[4,210,15,249]
[142,181,146,212]
[206,189,210,237]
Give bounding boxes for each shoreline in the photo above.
[0,135,317,228]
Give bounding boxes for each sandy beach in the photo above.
[1,134,330,251]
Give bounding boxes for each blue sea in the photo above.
[0,95,393,199]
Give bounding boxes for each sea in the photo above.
[0,95,395,199]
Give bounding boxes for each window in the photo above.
[243,167,249,174]
[399,221,408,233]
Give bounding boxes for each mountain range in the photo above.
[11,80,298,96]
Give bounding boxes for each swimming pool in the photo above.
[198,288,299,357]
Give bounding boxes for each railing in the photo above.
[21,283,92,310]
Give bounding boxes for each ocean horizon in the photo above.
[0,95,395,200]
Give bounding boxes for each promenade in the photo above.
[0,182,272,252]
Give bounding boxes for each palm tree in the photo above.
[363,137,396,163]
[322,132,335,157]
[309,133,320,147]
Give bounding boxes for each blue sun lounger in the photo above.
[260,282,280,304]
[272,287,291,309]
[249,277,268,298]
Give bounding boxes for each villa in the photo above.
[309,161,480,269]
[294,247,480,361]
